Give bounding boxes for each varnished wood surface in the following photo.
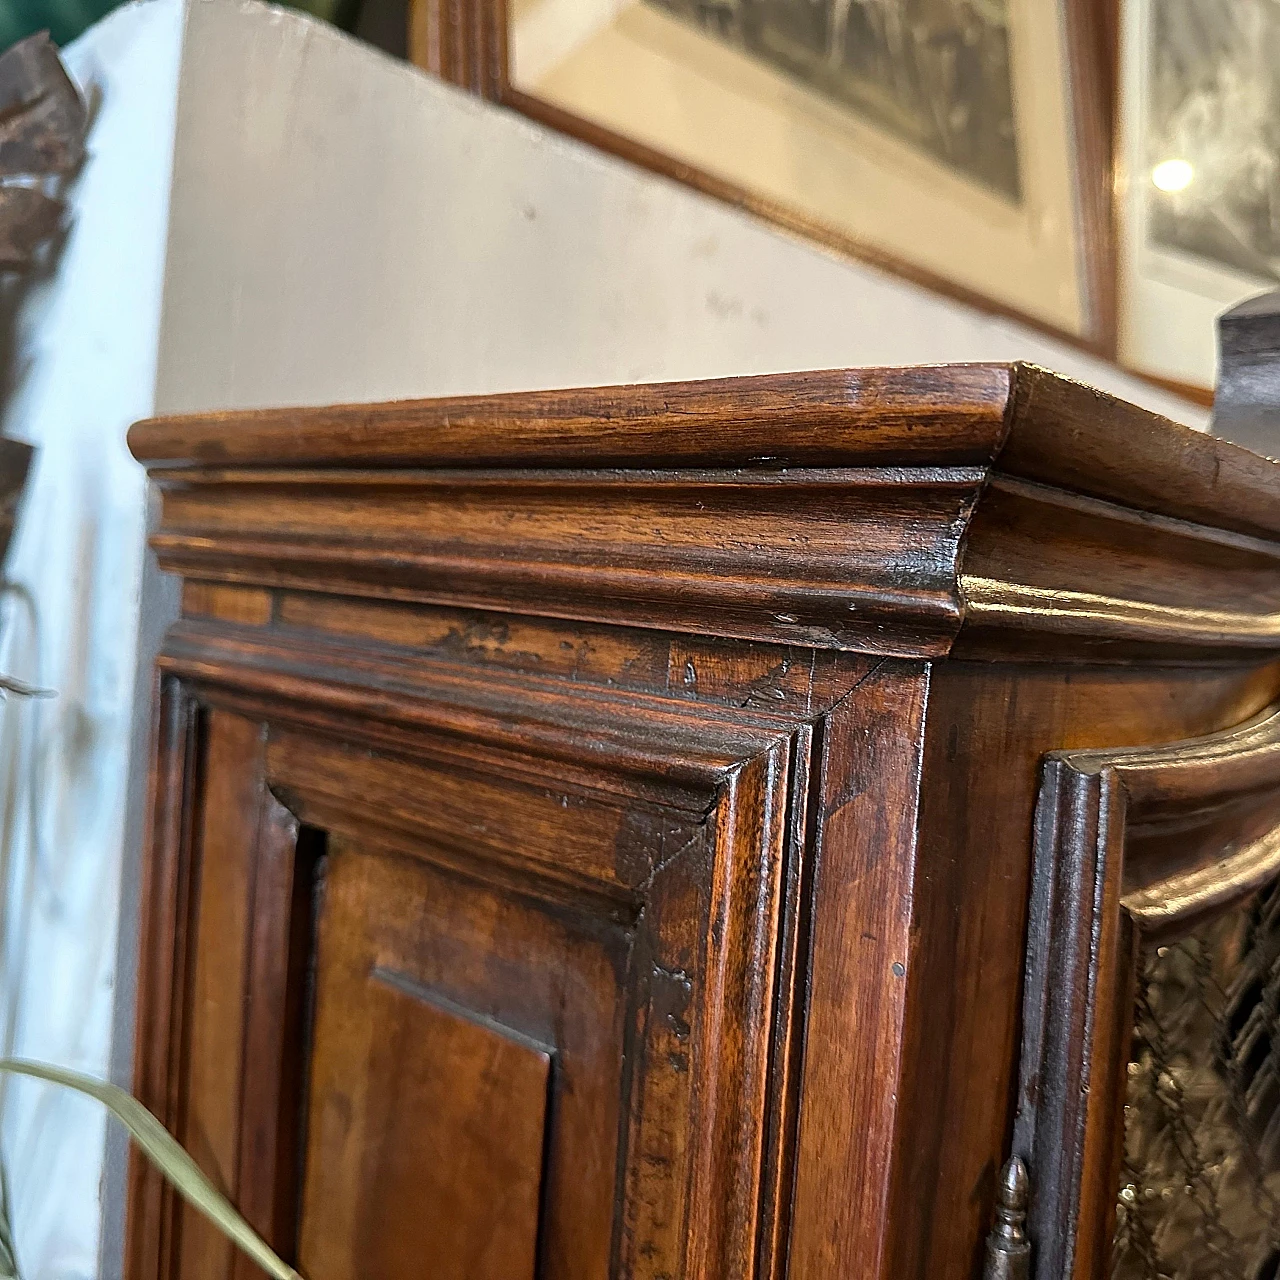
[299,845,554,1280]
[129,364,1012,469]
[882,660,1280,1280]
[127,679,199,1280]
[177,712,261,1280]
[128,365,1245,528]
[955,476,1280,658]
[129,364,1225,488]
[787,659,930,1277]
[129,365,1280,661]
[125,367,1280,1280]
[130,589,873,1280]
[1012,695,1280,1280]
[127,582,1280,1280]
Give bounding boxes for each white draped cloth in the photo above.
[0,4,179,1275]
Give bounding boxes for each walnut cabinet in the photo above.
[124,365,1280,1280]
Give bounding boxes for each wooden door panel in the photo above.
[302,970,550,1280]
[134,706,319,1280]
[179,711,261,1280]
[299,839,629,1280]
[129,619,806,1280]
[299,849,554,1280]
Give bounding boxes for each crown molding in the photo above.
[132,364,1280,661]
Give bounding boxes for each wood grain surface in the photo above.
[130,365,1280,661]
[1013,698,1280,1280]
[124,367,1280,1280]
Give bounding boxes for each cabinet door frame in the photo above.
[122,612,893,1280]
[1012,702,1280,1280]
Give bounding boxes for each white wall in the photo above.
[0,1,1218,1277]
[157,0,1207,426]
[0,4,183,1278]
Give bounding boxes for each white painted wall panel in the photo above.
[158,0,1208,428]
[0,4,183,1278]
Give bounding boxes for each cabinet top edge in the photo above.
[129,362,1277,543]
[133,364,1280,661]
[130,363,1016,472]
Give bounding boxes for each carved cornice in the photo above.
[131,365,1016,471]
[131,364,1280,661]
[146,468,981,657]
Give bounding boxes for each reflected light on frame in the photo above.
[1151,159,1195,193]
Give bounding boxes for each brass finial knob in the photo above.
[983,1156,1031,1280]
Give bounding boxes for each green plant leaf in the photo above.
[0,1157,18,1280]
[0,1058,303,1280]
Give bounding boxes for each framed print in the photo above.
[1118,0,1280,390]
[410,0,1113,345]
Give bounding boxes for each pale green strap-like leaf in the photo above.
[0,677,53,700]
[0,1157,17,1280]
[0,1058,303,1280]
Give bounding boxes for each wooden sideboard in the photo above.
[124,364,1280,1280]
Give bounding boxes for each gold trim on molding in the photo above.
[1122,823,1280,928]
[961,576,1280,648]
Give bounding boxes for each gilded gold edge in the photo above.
[960,575,1280,648]
[1121,825,1280,930]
